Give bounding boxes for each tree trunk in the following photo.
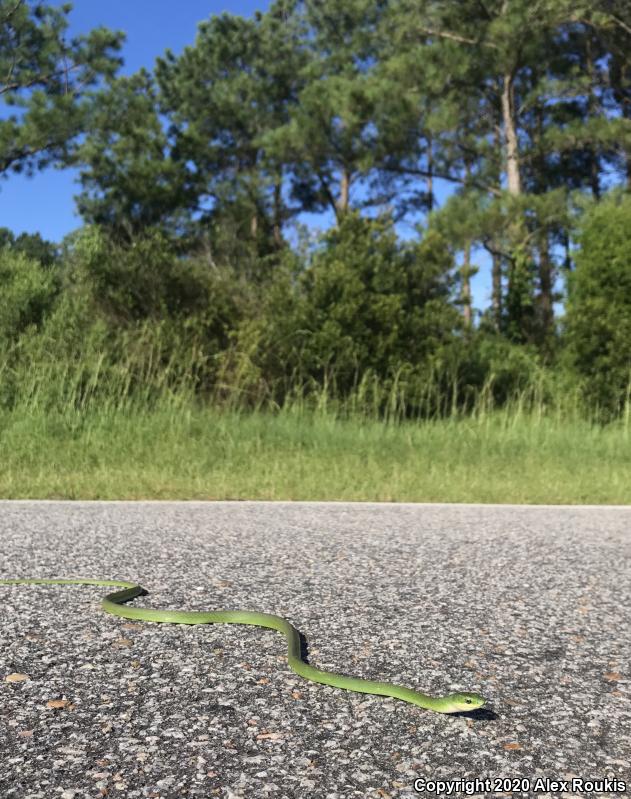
[462,240,472,329]
[336,168,350,216]
[501,70,521,195]
[625,103,631,191]
[492,249,502,332]
[426,131,434,211]
[461,158,473,329]
[273,177,284,249]
[609,52,631,190]
[491,125,503,332]
[535,101,553,341]
[586,34,601,199]
[538,227,553,342]
[501,67,533,344]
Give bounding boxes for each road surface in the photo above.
[1,501,629,798]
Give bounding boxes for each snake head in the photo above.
[442,692,486,713]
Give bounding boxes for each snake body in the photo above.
[1,577,486,714]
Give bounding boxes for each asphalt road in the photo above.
[1,501,630,798]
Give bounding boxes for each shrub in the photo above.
[563,193,631,419]
[0,249,57,342]
[236,212,461,403]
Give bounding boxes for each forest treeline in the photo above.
[1,0,630,422]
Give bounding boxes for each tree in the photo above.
[0,226,58,265]
[595,1,631,189]
[154,1,307,261]
[0,0,123,180]
[379,0,631,348]
[72,70,193,244]
[261,0,392,221]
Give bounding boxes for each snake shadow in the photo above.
[451,706,498,721]
[299,629,310,662]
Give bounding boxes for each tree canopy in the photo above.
[0,0,124,179]
[2,0,630,421]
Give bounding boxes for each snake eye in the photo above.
[465,698,472,704]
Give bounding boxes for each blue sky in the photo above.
[0,0,493,313]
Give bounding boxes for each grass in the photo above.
[1,322,629,503]
[1,397,629,503]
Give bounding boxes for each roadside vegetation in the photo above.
[1,1,630,502]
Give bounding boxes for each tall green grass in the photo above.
[0,322,629,502]
[1,397,629,502]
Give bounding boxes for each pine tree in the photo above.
[261,0,391,221]
[0,0,123,180]
[154,1,307,259]
[72,69,192,243]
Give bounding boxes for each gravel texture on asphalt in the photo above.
[0,500,629,799]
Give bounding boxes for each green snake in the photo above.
[0,577,486,714]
